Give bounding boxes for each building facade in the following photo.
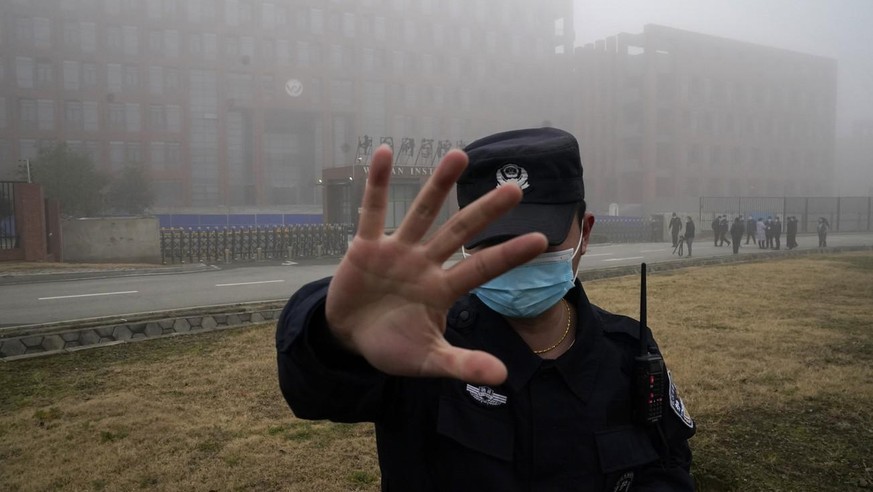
[0,0,576,215]
[574,24,838,213]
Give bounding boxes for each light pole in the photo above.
[18,159,31,183]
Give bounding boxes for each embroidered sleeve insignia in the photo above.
[668,370,694,429]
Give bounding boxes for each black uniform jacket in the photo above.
[276,278,696,491]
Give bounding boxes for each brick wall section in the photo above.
[14,183,47,262]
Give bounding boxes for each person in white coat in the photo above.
[756,218,766,249]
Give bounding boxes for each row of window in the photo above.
[10,15,547,62]
[8,98,182,134]
[37,0,536,33]
[7,50,526,95]
[12,138,181,171]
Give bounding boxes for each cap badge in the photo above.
[495,163,529,190]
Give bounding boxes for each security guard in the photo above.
[276,128,695,490]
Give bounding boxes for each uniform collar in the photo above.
[470,281,604,403]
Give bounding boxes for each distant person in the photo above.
[745,216,756,244]
[718,215,731,247]
[786,216,798,249]
[756,218,766,249]
[685,215,695,257]
[669,212,683,248]
[712,216,720,246]
[765,216,773,249]
[817,217,829,247]
[772,216,782,250]
[730,217,744,254]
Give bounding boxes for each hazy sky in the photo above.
[573,0,873,135]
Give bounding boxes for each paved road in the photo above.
[2,232,871,329]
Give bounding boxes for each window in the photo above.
[150,141,166,168]
[65,101,84,131]
[342,13,356,37]
[63,61,80,91]
[149,105,165,131]
[188,34,202,56]
[20,99,37,129]
[83,101,99,131]
[110,141,125,169]
[149,31,163,53]
[148,66,163,95]
[297,41,310,66]
[240,36,255,58]
[16,17,34,45]
[310,9,324,35]
[82,63,97,87]
[37,99,55,131]
[108,103,125,128]
[33,17,52,48]
[36,62,53,88]
[126,142,142,163]
[374,16,386,40]
[81,22,97,52]
[16,57,34,88]
[123,65,138,89]
[203,33,218,59]
[107,64,122,93]
[164,104,182,133]
[122,26,138,55]
[64,22,80,48]
[106,26,123,53]
[125,103,140,132]
[164,30,180,57]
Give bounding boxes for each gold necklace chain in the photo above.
[533,299,572,354]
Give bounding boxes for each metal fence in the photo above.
[591,216,654,243]
[700,196,873,233]
[159,224,350,264]
[1,181,19,250]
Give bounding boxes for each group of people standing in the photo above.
[714,214,800,253]
[670,213,833,256]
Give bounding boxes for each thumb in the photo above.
[422,346,508,386]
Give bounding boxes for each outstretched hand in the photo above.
[326,145,547,385]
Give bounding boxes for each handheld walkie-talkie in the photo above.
[634,263,665,425]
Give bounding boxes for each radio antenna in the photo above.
[639,262,647,355]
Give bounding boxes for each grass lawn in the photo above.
[1,252,872,491]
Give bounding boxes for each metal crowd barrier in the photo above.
[159,224,350,264]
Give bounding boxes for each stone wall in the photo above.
[62,216,161,263]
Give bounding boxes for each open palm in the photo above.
[326,145,547,385]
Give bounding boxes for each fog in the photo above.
[574,0,873,195]
[1,0,871,218]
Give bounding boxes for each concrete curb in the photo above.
[2,244,871,361]
[0,301,285,360]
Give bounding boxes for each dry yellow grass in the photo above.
[1,251,872,491]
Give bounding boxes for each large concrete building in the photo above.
[0,0,576,217]
[574,24,838,213]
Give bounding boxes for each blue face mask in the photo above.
[468,233,583,318]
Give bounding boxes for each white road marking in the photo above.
[640,249,669,253]
[603,256,645,262]
[584,252,615,257]
[39,291,139,300]
[215,280,285,287]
